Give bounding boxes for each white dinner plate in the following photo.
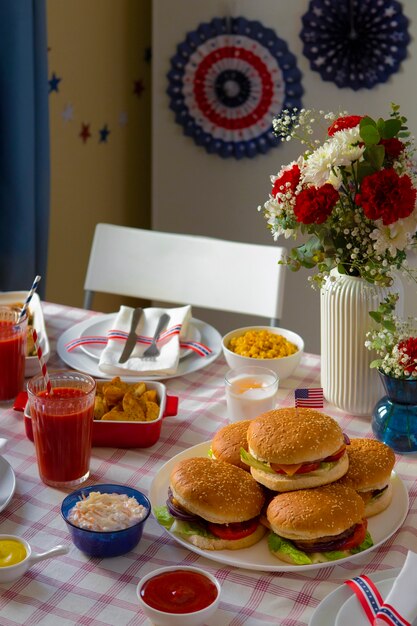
[335,577,417,626]
[309,570,400,626]
[0,291,50,377]
[77,313,202,361]
[57,317,222,380]
[0,456,16,513]
[149,442,409,572]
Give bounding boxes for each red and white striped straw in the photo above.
[18,275,41,322]
[32,327,52,395]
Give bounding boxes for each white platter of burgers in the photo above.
[150,407,409,572]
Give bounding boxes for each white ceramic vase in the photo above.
[320,269,403,416]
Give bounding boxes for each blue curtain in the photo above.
[0,0,49,298]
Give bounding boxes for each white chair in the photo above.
[83,223,287,326]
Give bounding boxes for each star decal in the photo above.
[79,123,91,144]
[49,72,62,93]
[62,103,74,123]
[133,79,145,97]
[99,124,110,143]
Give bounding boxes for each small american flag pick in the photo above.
[294,387,324,409]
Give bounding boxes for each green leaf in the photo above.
[370,360,382,369]
[360,125,381,145]
[364,145,385,170]
[360,116,377,128]
[240,448,277,474]
[376,118,385,134]
[382,320,396,332]
[369,311,382,323]
[267,533,312,565]
[351,531,374,554]
[153,506,174,529]
[356,161,377,183]
[381,118,402,139]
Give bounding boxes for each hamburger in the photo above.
[242,408,349,491]
[338,438,396,517]
[266,483,373,565]
[154,457,266,550]
[210,420,251,471]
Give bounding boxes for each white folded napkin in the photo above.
[98,305,192,376]
[375,550,417,625]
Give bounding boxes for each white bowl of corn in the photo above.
[221,326,304,381]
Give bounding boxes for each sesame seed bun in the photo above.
[247,408,345,464]
[266,483,365,541]
[339,438,395,492]
[338,438,395,517]
[170,457,265,524]
[211,420,251,471]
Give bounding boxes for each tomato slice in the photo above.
[207,518,259,540]
[337,520,367,551]
[270,462,321,475]
[324,446,346,463]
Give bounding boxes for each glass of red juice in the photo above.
[0,307,27,402]
[27,371,96,488]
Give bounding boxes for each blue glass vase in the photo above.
[372,371,417,453]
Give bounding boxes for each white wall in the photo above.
[152,0,417,353]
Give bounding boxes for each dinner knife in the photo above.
[118,307,143,363]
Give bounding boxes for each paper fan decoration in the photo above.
[300,0,410,90]
[167,16,303,158]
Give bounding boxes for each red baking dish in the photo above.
[22,381,179,448]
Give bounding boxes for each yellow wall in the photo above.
[46,0,151,312]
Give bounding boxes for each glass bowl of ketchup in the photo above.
[137,565,221,626]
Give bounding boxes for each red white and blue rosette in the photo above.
[167,17,303,159]
[300,0,410,91]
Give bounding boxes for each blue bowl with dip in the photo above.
[61,484,151,558]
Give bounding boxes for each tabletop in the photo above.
[0,302,416,626]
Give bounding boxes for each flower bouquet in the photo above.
[366,295,417,452]
[259,104,417,288]
[366,294,417,379]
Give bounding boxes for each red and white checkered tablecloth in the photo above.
[0,302,416,626]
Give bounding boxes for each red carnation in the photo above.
[293,184,339,225]
[355,169,416,225]
[328,115,363,136]
[398,337,417,377]
[380,138,405,160]
[272,164,301,200]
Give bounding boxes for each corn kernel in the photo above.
[228,330,298,359]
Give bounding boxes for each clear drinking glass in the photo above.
[27,371,96,487]
[224,365,279,423]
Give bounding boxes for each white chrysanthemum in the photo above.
[302,127,364,188]
[370,209,417,256]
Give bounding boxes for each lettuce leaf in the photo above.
[153,506,214,539]
[240,449,276,474]
[171,519,213,538]
[153,505,174,529]
[350,531,374,554]
[268,530,374,565]
[267,532,312,565]
[240,449,337,476]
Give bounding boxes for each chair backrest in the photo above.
[83,224,287,325]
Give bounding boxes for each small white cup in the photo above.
[0,535,69,583]
[224,365,279,422]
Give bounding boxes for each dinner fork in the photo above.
[141,313,170,359]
